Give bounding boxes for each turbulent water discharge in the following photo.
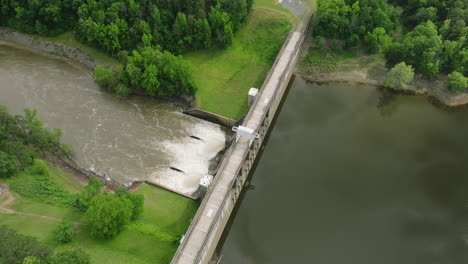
[0,44,225,196]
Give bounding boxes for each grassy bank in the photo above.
[185,8,291,119]
[0,162,198,264]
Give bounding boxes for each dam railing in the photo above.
[171,13,312,264]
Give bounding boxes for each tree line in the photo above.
[0,0,254,97]
[312,0,467,91]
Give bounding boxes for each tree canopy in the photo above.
[313,0,467,88]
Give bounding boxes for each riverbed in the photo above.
[0,44,226,197]
[222,77,468,263]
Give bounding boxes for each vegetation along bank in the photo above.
[0,106,198,263]
[298,0,467,106]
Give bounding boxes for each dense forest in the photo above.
[313,0,467,90]
[0,0,253,96]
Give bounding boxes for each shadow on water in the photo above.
[212,75,297,260]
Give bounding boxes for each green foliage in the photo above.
[0,225,51,264]
[115,83,132,97]
[344,34,359,49]
[47,249,90,264]
[448,71,468,92]
[0,107,65,172]
[0,150,17,178]
[53,221,73,244]
[115,188,144,220]
[313,0,398,40]
[73,178,103,212]
[384,62,415,89]
[120,47,197,96]
[22,256,41,264]
[314,36,326,50]
[86,193,132,239]
[385,21,443,78]
[93,66,118,89]
[364,27,391,54]
[9,160,76,207]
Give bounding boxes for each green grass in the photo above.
[0,163,198,264]
[185,9,291,119]
[37,32,121,69]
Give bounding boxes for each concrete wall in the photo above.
[171,14,312,264]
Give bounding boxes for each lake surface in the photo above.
[222,77,468,264]
[0,44,225,196]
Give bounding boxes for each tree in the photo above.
[53,221,73,244]
[115,188,144,220]
[448,71,468,92]
[74,178,103,212]
[0,151,17,178]
[364,27,390,54]
[47,249,90,264]
[0,225,51,264]
[384,62,415,89]
[93,66,118,88]
[86,193,132,238]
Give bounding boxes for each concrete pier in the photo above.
[171,14,312,264]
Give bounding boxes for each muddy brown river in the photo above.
[0,44,225,196]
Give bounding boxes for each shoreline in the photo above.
[296,55,468,108]
[0,29,229,196]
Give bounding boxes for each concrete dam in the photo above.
[171,13,313,264]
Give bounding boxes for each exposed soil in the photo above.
[297,40,468,106]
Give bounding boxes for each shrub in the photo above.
[47,249,90,264]
[115,83,132,97]
[448,71,468,92]
[94,66,118,88]
[0,151,17,178]
[344,34,359,49]
[53,221,73,244]
[385,62,415,89]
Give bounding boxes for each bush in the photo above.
[344,34,359,49]
[53,221,73,244]
[314,36,326,50]
[115,188,144,220]
[0,151,17,178]
[94,66,118,88]
[73,178,103,212]
[384,62,415,89]
[448,71,468,92]
[9,160,75,207]
[47,249,90,264]
[115,83,132,97]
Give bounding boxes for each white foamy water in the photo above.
[154,121,226,196]
[0,44,226,197]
